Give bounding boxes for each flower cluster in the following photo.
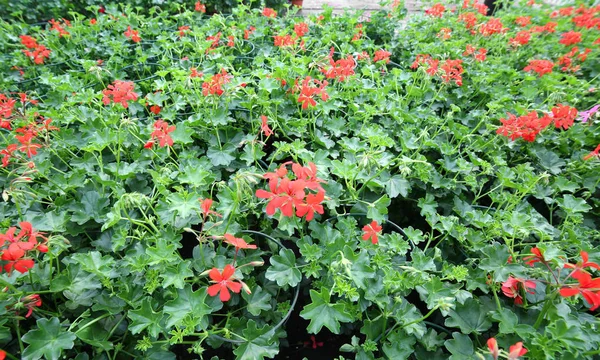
[49,18,71,37]
[144,120,175,149]
[362,221,382,244]
[524,59,555,77]
[352,24,363,42]
[373,49,391,64]
[496,110,552,142]
[440,59,464,86]
[202,69,232,96]
[320,47,355,81]
[19,35,51,65]
[294,76,329,110]
[463,45,486,62]
[425,3,445,18]
[558,46,591,72]
[509,31,531,47]
[262,8,277,18]
[411,54,439,75]
[551,104,578,130]
[207,264,246,302]
[2,117,58,167]
[124,26,141,43]
[515,16,531,27]
[256,162,326,221]
[560,251,600,310]
[194,1,206,13]
[458,12,478,30]
[294,22,309,38]
[0,221,48,274]
[559,30,582,46]
[102,80,139,108]
[479,18,507,36]
[501,276,536,305]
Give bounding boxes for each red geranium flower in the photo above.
[294,22,309,37]
[551,104,578,130]
[102,80,139,108]
[199,198,222,218]
[207,265,242,302]
[497,111,552,142]
[559,31,582,46]
[584,144,600,161]
[223,234,257,251]
[524,59,554,77]
[362,220,382,244]
[559,271,600,310]
[262,8,277,18]
[501,276,536,305]
[508,342,528,359]
[22,294,42,318]
[425,3,445,17]
[144,119,175,148]
[295,190,325,221]
[373,49,391,64]
[515,16,531,27]
[509,31,531,46]
[195,1,206,13]
[260,115,273,137]
[124,26,141,43]
[563,250,600,275]
[487,338,499,360]
[479,18,506,36]
[149,105,161,115]
[523,247,545,267]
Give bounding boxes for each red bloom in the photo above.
[90,18,97,25]
[223,234,257,250]
[551,104,578,130]
[411,54,439,75]
[149,105,161,115]
[583,144,600,160]
[437,28,451,40]
[22,294,42,318]
[0,350,5,360]
[524,247,545,267]
[321,47,356,81]
[362,220,382,245]
[458,12,478,29]
[487,338,499,360]
[479,18,506,36]
[509,31,531,46]
[564,250,600,275]
[304,335,324,349]
[202,69,232,96]
[102,80,139,108]
[294,22,309,37]
[178,25,190,38]
[560,31,582,46]
[373,49,391,64]
[206,32,221,52]
[474,48,487,62]
[515,16,531,27]
[524,59,554,77]
[190,68,203,78]
[260,115,273,137]
[501,276,536,305]
[274,34,297,47]
[295,190,325,221]
[124,26,141,43]
[262,8,277,18]
[508,342,528,359]
[440,59,464,86]
[20,35,39,49]
[244,26,256,40]
[497,111,552,142]
[144,119,175,148]
[559,271,600,310]
[195,1,206,13]
[296,76,328,110]
[1,144,18,167]
[49,19,70,37]
[207,265,242,302]
[425,3,445,17]
[199,198,222,218]
[352,24,363,41]
[227,35,234,47]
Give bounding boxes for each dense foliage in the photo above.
[0,0,600,359]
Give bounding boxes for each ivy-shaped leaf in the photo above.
[265,248,302,287]
[300,289,353,334]
[163,286,213,329]
[127,297,164,338]
[444,298,492,334]
[22,317,76,360]
[233,320,279,360]
[242,286,273,316]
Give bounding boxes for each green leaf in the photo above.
[127,297,164,338]
[265,248,302,287]
[242,286,273,316]
[206,142,237,166]
[367,195,391,223]
[342,246,375,289]
[444,332,475,360]
[444,298,492,334]
[233,320,279,360]
[559,194,592,214]
[160,261,194,289]
[163,286,213,329]
[386,175,411,198]
[22,317,76,360]
[382,329,416,359]
[300,289,353,334]
[71,251,117,279]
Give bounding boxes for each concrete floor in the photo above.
[300,0,426,15]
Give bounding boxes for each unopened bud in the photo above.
[248,261,264,267]
[240,281,252,295]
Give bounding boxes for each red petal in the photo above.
[207,283,221,297]
[208,267,222,282]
